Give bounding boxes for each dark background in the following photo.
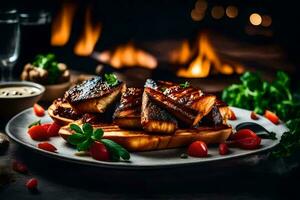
[1,0,299,67]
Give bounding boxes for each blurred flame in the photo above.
[96,43,157,69]
[170,40,192,64]
[74,6,101,56]
[177,33,243,78]
[51,2,77,46]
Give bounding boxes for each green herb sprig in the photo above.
[104,73,119,87]
[67,123,130,161]
[179,81,190,88]
[32,53,60,84]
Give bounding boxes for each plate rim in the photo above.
[5,107,286,170]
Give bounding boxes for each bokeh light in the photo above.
[249,13,262,26]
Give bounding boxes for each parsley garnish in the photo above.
[67,123,130,161]
[179,81,190,88]
[104,73,119,87]
[32,53,60,84]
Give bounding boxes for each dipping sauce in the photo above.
[0,86,40,97]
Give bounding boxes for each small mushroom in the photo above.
[57,63,67,71]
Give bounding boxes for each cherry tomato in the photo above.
[228,109,237,120]
[251,112,259,120]
[236,136,261,150]
[41,123,52,132]
[89,141,110,161]
[47,122,61,137]
[28,125,48,141]
[264,110,279,125]
[219,143,229,155]
[188,141,208,157]
[26,178,38,190]
[38,142,57,152]
[232,129,257,141]
[12,160,28,174]
[33,103,45,117]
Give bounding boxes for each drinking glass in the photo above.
[0,9,20,82]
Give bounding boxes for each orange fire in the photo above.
[95,43,157,69]
[170,40,192,64]
[51,2,77,46]
[74,6,101,56]
[177,33,244,78]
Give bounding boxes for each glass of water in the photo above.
[0,9,20,82]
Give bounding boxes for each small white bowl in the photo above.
[0,81,45,119]
[40,81,71,102]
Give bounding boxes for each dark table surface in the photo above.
[1,118,299,200]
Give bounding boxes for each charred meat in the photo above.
[52,98,82,120]
[141,91,178,134]
[65,76,125,113]
[144,79,216,127]
[201,104,223,126]
[113,88,143,129]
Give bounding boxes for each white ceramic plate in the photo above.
[6,107,288,169]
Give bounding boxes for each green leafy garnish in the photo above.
[272,118,300,157]
[68,123,130,161]
[179,81,190,88]
[222,71,296,120]
[28,120,41,128]
[32,53,60,84]
[101,139,130,161]
[222,71,300,158]
[104,73,119,87]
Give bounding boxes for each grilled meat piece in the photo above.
[144,79,216,127]
[65,76,125,113]
[215,100,231,122]
[141,91,178,134]
[201,104,223,126]
[113,88,143,129]
[52,98,82,120]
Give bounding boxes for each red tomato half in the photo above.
[90,141,110,161]
[33,104,45,117]
[188,141,208,157]
[26,178,38,190]
[47,122,61,137]
[232,129,257,141]
[28,125,48,141]
[264,110,279,125]
[41,123,52,132]
[219,143,229,155]
[236,136,261,150]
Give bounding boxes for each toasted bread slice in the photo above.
[113,88,143,129]
[65,76,126,113]
[141,91,178,134]
[59,123,232,152]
